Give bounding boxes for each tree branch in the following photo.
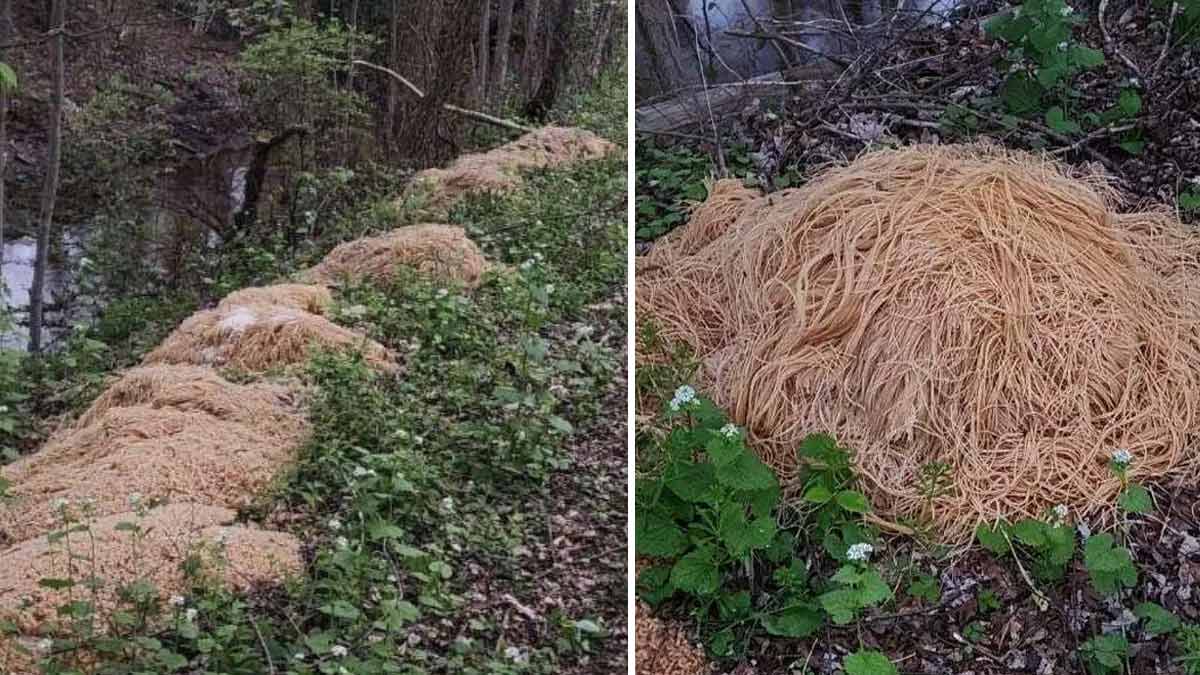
[352,60,533,133]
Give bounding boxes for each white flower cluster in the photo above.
[1112,448,1133,466]
[846,542,874,562]
[669,385,697,412]
[720,423,740,439]
[331,644,348,658]
[1052,504,1069,521]
[169,595,186,607]
[1060,5,1073,15]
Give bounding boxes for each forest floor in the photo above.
[634,1,1200,673]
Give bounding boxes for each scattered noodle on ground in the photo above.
[638,143,1200,542]
[0,405,306,542]
[300,224,489,288]
[0,503,301,637]
[635,604,710,675]
[407,126,616,210]
[143,303,394,373]
[218,283,333,314]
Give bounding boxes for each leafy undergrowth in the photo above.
[22,128,628,672]
[636,326,1200,675]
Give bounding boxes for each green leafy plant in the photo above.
[976,512,1075,583]
[798,433,877,561]
[818,558,892,625]
[1134,602,1181,638]
[1176,623,1200,675]
[1083,533,1138,596]
[985,0,1144,150]
[1080,633,1129,674]
[844,650,899,675]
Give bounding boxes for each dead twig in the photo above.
[352,60,532,133]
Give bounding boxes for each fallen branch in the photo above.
[352,60,533,133]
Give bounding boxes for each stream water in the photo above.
[0,236,77,350]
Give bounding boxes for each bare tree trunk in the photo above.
[29,0,65,353]
[386,0,400,146]
[490,0,515,102]
[524,0,576,120]
[476,0,491,103]
[0,0,10,277]
[521,0,542,98]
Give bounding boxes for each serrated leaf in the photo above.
[636,566,674,606]
[665,462,717,503]
[1001,72,1043,114]
[836,490,871,514]
[1119,483,1153,514]
[761,603,823,637]
[803,484,833,504]
[1134,601,1180,637]
[635,510,688,557]
[719,506,776,557]
[976,522,1011,556]
[716,451,778,492]
[844,650,899,675]
[1012,518,1048,548]
[1117,88,1142,116]
[670,547,720,596]
[1045,106,1081,134]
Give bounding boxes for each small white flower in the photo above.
[169,595,186,607]
[36,638,52,652]
[436,288,448,298]
[1060,5,1072,15]
[846,542,874,562]
[1052,504,1069,521]
[294,653,306,661]
[184,608,198,622]
[669,385,697,412]
[1112,448,1133,466]
[328,518,343,532]
[0,405,8,413]
[352,466,375,478]
[504,646,529,664]
[1057,41,1069,51]
[335,536,350,549]
[331,644,348,658]
[387,574,398,583]
[1129,77,1140,87]
[720,423,740,439]
[440,496,455,513]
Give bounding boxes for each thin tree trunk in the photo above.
[524,0,576,120]
[521,0,542,99]
[0,0,10,277]
[386,0,399,146]
[477,0,491,104]
[490,0,515,102]
[29,0,65,353]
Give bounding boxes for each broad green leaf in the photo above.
[1001,72,1043,114]
[718,590,751,620]
[976,522,1011,556]
[844,650,899,675]
[1117,88,1142,116]
[803,484,834,504]
[716,451,778,492]
[1118,483,1153,514]
[1045,106,1081,135]
[636,566,674,606]
[670,547,720,596]
[1134,602,1180,637]
[761,603,823,637]
[835,490,871,514]
[1012,519,1048,548]
[665,462,717,503]
[635,510,689,558]
[719,506,776,557]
